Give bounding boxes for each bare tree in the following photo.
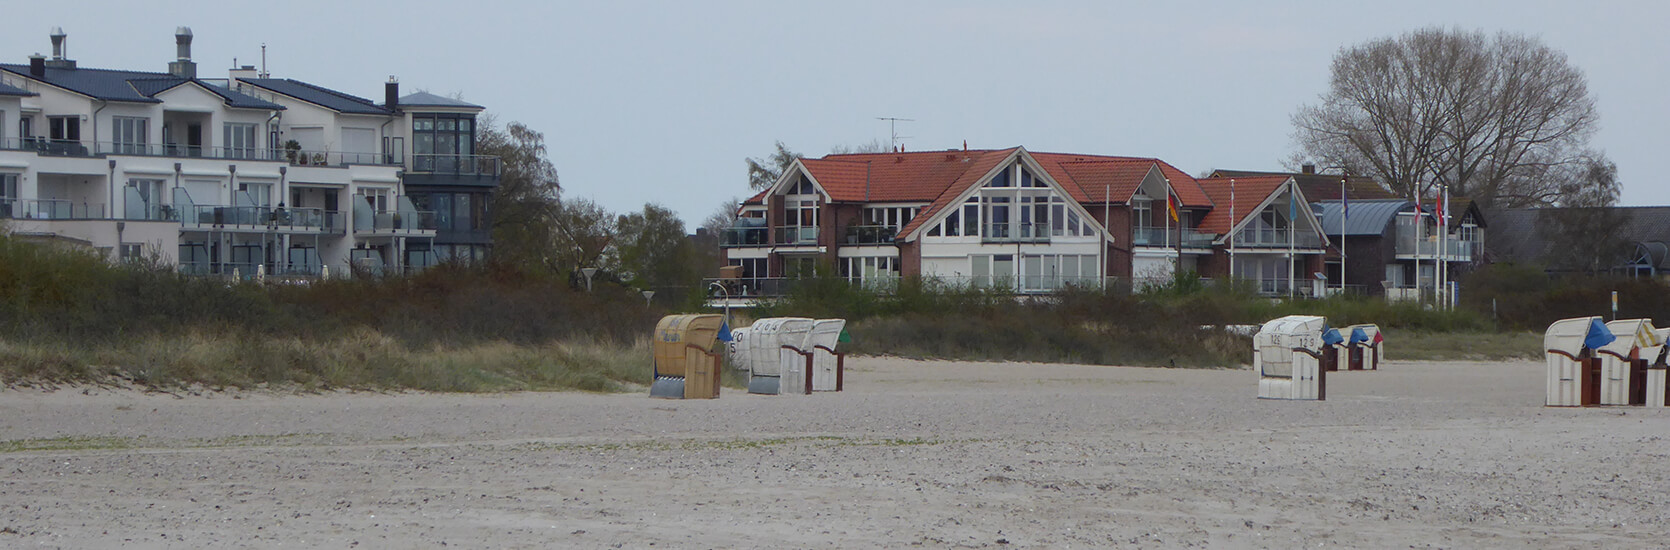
[550,197,616,274]
[829,138,889,155]
[700,197,741,237]
[746,141,800,191]
[477,115,562,268]
[1292,28,1600,209]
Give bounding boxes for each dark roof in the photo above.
[1211,169,1398,201]
[240,78,391,115]
[394,91,481,109]
[1316,199,1411,237]
[0,64,281,109]
[0,80,33,97]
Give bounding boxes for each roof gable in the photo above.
[1196,175,1291,235]
[1031,152,1213,208]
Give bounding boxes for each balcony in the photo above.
[1229,229,1324,249]
[0,138,405,167]
[775,226,819,246]
[843,225,898,245]
[0,137,92,157]
[1395,235,1476,261]
[719,226,769,247]
[354,209,438,235]
[179,205,344,233]
[410,154,501,177]
[0,198,105,220]
[981,222,1051,244]
[1132,226,1217,248]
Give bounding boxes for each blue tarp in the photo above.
[1322,328,1344,347]
[1350,327,1368,344]
[1584,318,1615,350]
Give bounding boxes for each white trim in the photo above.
[901,149,1114,245]
[1215,177,1330,247]
[764,159,833,202]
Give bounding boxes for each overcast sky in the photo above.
[7,1,1665,229]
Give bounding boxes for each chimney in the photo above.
[50,27,66,60]
[44,27,75,69]
[29,54,46,78]
[384,76,399,110]
[169,27,196,79]
[1301,163,1316,175]
[228,65,257,82]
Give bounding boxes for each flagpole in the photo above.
[1339,174,1347,296]
[1287,180,1295,300]
[1440,183,1450,310]
[1228,179,1236,285]
[1164,178,1172,283]
[1102,183,1109,291]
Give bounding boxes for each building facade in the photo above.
[0,27,498,276]
[717,147,1332,298]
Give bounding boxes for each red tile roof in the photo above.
[1030,152,1213,207]
[1196,175,1292,235]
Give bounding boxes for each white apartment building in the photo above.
[0,27,499,276]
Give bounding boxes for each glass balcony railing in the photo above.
[843,225,899,245]
[0,138,402,166]
[356,210,438,234]
[179,205,343,233]
[0,198,105,219]
[1131,226,1217,248]
[1228,229,1324,249]
[718,227,769,247]
[775,226,819,245]
[411,154,501,176]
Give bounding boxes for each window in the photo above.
[962,201,979,236]
[412,114,477,171]
[18,116,31,139]
[120,243,145,263]
[113,117,149,155]
[0,173,16,218]
[236,182,272,207]
[224,123,257,159]
[48,116,80,142]
[943,209,960,237]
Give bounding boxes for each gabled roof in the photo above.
[0,81,33,97]
[393,91,482,109]
[1033,152,1213,207]
[1315,199,1411,237]
[1211,169,1398,202]
[1195,175,1291,234]
[796,149,1015,205]
[240,78,391,115]
[0,64,281,109]
[1414,197,1484,228]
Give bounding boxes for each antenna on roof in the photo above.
[259,43,269,78]
[876,117,914,152]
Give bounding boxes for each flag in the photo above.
[1372,330,1384,344]
[717,319,733,342]
[1341,190,1349,220]
[1584,318,1615,350]
[1166,192,1180,223]
[1288,190,1297,222]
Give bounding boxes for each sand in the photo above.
[1,358,1666,549]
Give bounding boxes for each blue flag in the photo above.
[1322,328,1344,346]
[1350,327,1368,344]
[1583,318,1614,350]
[717,319,733,342]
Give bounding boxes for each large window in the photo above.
[412,114,476,171]
[224,123,257,159]
[410,192,489,233]
[113,117,149,154]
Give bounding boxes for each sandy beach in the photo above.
[1,358,1665,549]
